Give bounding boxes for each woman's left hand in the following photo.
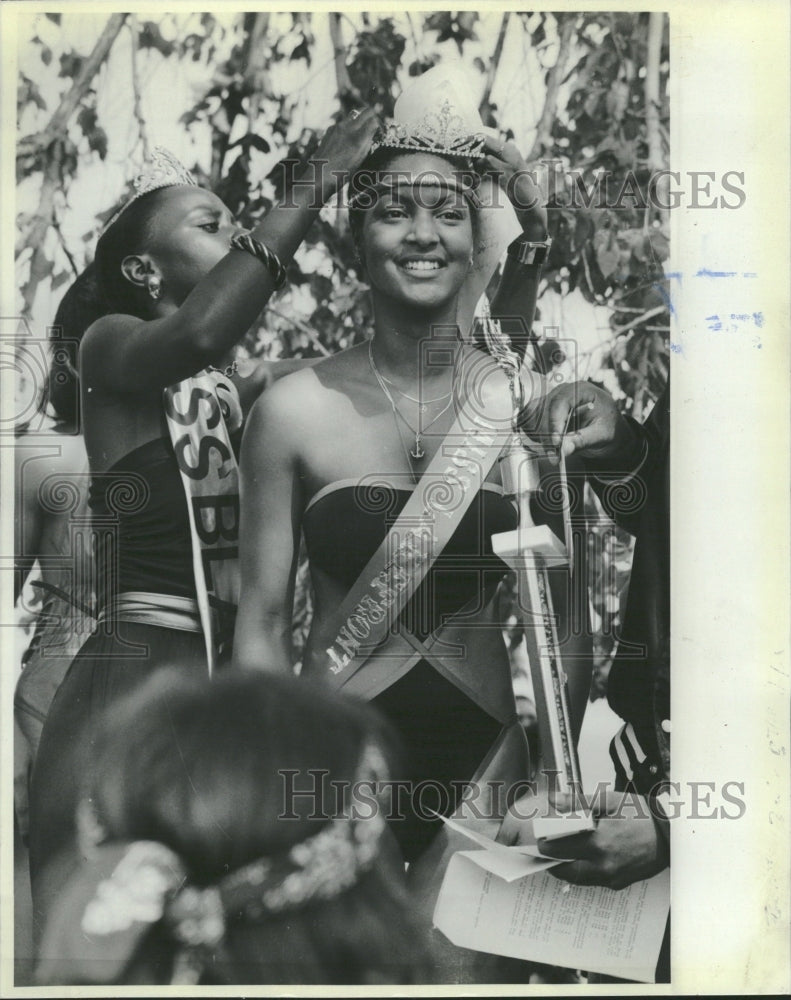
[482,134,548,241]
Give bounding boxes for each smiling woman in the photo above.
[349,152,478,315]
[231,71,589,982]
[234,134,521,857]
[26,114,381,947]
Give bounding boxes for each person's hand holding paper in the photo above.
[501,789,669,890]
[434,790,670,983]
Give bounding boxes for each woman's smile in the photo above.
[397,254,446,277]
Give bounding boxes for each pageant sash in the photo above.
[330,586,517,724]
[163,370,243,675]
[320,358,514,688]
[95,591,204,633]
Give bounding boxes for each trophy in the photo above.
[492,432,596,841]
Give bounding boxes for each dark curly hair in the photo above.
[42,262,105,430]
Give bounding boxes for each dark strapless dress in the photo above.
[303,481,523,862]
[28,438,213,945]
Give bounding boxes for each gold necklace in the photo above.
[368,340,456,463]
[377,371,452,410]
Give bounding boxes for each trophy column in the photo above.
[492,435,595,839]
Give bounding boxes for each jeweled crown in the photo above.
[101,147,198,234]
[372,98,486,159]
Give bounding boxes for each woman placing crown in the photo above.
[234,69,592,980]
[27,111,380,939]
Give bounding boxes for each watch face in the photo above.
[508,237,551,267]
[510,244,547,266]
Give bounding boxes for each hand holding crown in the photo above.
[309,107,381,202]
[482,135,548,242]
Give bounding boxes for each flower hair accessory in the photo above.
[35,740,389,986]
[101,146,198,234]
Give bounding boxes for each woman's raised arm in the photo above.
[81,111,379,394]
[482,136,549,366]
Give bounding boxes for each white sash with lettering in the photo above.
[163,370,242,675]
[319,357,514,689]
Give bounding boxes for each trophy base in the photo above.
[492,526,568,569]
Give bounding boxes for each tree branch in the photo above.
[644,10,666,218]
[405,12,424,62]
[19,143,62,317]
[644,13,663,171]
[17,13,127,162]
[52,215,80,278]
[128,15,149,159]
[243,10,273,130]
[17,14,127,317]
[611,304,666,337]
[631,334,652,422]
[479,12,510,115]
[328,12,359,111]
[527,13,575,161]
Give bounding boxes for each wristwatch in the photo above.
[506,235,552,267]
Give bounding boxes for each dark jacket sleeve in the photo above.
[590,387,670,780]
[584,387,669,539]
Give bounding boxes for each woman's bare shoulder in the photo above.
[309,342,368,381]
[253,345,367,414]
[79,313,139,364]
[245,362,328,436]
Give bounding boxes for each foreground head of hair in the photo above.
[37,669,432,987]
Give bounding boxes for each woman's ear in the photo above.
[120,254,155,290]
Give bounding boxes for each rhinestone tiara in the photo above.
[101,147,198,235]
[372,98,486,160]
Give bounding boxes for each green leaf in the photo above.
[59,51,85,80]
[594,229,618,278]
[647,230,669,261]
[139,21,175,58]
[87,126,108,160]
[51,270,71,292]
[290,36,311,65]
[18,74,47,113]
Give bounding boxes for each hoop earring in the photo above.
[146,275,161,300]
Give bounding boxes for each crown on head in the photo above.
[132,146,197,195]
[101,147,198,234]
[372,98,486,160]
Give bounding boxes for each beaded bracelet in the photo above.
[229,232,287,289]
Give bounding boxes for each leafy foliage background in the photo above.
[16,10,670,694]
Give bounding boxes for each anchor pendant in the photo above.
[411,435,425,460]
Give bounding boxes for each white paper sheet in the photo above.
[433,824,670,983]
